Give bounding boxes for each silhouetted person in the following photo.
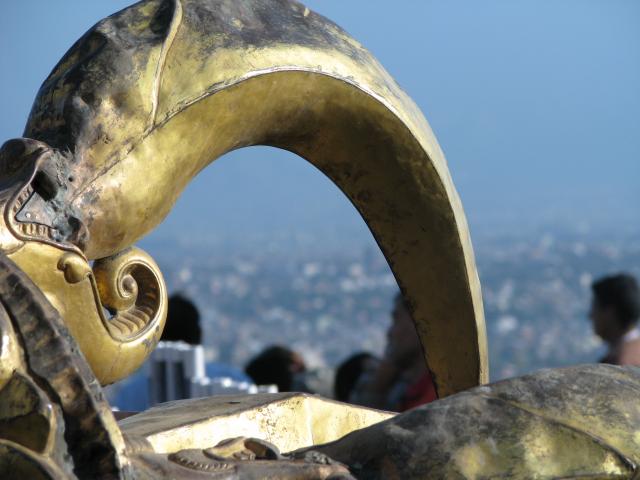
[334,352,379,402]
[245,346,306,392]
[351,293,437,411]
[161,293,202,345]
[591,273,640,365]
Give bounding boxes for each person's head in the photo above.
[161,294,202,345]
[386,292,423,368]
[245,346,306,392]
[590,274,640,343]
[334,352,379,402]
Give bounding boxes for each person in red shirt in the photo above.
[350,293,437,411]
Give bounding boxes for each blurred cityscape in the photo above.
[140,221,640,382]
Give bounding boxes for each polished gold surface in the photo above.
[6,242,167,384]
[0,136,168,385]
[4,0,488,395]
[0,296,21,393]
[120,393,394,454]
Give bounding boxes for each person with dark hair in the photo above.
[245,345,306,392]
[590,273,640,365]
[334,352,379,403]
[161,293,202,345]
[350,293,437,411]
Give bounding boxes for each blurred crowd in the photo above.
[111,271,640,414]
[244,292,436,412]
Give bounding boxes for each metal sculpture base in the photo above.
[1,251,639,478]
[120,393,393,455]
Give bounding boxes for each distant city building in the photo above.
[149,342,277,405]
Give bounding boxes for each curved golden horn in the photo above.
[92,248,167,343]
[16,0,486,395]
[6,241,167,385]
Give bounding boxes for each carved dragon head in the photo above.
[0,136,168,384]
[0,0,487,393]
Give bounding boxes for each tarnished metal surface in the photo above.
[0,254,129,479]
[0,0,487,395]
[152,437,355,478]
[0,139,168,385]
[297,364,640,479]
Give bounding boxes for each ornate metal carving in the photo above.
[0,253,365,478]
[1,1,632,479]
[0,254,129,479]
[2,0,487,396]
[0,140,168,385]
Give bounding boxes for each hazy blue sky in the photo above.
[1,1,638,247]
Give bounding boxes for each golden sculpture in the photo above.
[0,0,637,478]
[9,0,487,395]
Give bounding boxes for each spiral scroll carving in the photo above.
[93,247,167,341]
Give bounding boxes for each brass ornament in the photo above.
[0,1,633,479]
[6,241,167,385]
[119,392,394,454]
[0,254,129,479]
[11,0,486,397]
[0,138,168,385]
